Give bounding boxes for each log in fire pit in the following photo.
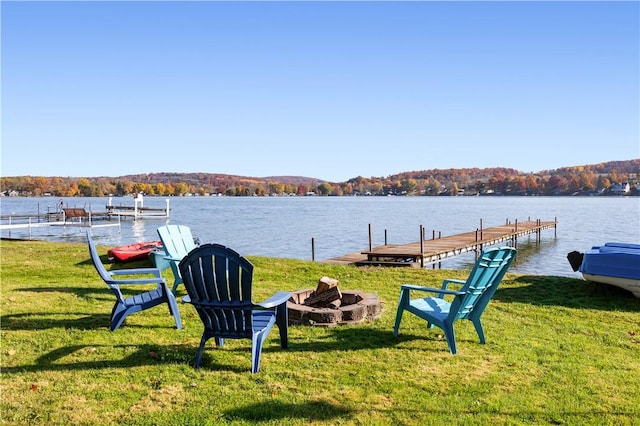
[287,277,383,327]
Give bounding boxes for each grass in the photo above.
[1,239,639,425]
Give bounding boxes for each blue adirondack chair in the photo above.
[393,246,516,354]
[179,243,291,373]
[157,225,198,293]
[87,232,182,331]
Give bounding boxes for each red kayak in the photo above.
[107,241,163,262]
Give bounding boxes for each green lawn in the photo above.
[1,239,638,425]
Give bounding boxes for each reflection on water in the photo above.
[2,196,638,277]
[131,218,148,241]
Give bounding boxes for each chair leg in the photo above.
[194,334,209,368]
[251,331,268,374]
[171,277,183,294]
[393,308,404,338]
[169,264,182,294]
[443,322,457,354]
[110,303,132,331]
[163,288,182,330]
[275,303,289,349]
[393,289,409,338]
[472,318,486,344]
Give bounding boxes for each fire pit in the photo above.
[287,277,383,327]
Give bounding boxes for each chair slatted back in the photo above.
[158,225,197,260]
[86,232,124,302]
[179,244,254,339]
[450,247,516,321]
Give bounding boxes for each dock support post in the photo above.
[368,224,372,251]
[311,238,315,261]
[384,229,388,245]
[419,225,424,268]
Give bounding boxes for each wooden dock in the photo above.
[325,218,557,268]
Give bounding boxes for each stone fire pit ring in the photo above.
[287,289,383,327]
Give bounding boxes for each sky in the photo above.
[1,1,639,182]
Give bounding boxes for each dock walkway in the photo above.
[326,218,557,267]
[0,195,169,238]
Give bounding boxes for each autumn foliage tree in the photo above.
[1,160,638,197]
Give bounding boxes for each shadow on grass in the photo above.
[1,325,422,374]
[494,275,640,311]
[77,255,155,270]
[14,284,165,302]
[0,312,177,331]
[283,326,420,353]
[225,402,636,424]
[1,312,111,330]
[1,343,198,374]
[13,286,112,301]
[223,399,354,422]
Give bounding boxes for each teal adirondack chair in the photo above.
[179,243,291,373]
[157,225,198,293]
[393,246,516,354]
[86,232,182,331]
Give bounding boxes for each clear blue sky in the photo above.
[2,1,639,182]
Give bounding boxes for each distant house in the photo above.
[609,182,630,194]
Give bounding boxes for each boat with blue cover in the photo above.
[568,242,640,298]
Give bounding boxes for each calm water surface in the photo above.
[2,196,639,278]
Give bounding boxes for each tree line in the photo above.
[2,159,639,197]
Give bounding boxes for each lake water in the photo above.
[2,196,639,278]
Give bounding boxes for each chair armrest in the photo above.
[110,268,162,278]
[107,277,166,285]
[255,291,291,309]
[164,255,183,262]
[108,267,165,285]
[441,279,466,290]
[401,284,465,296]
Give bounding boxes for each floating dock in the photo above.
[104,195,170,218]
[326,218,558,268]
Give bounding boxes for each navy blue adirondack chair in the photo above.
[179,243,291,373]
[393,246,516,354]
[87,232,182,331]
[157,224,198,293]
